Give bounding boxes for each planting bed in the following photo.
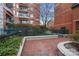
[0,36,22,56]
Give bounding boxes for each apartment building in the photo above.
[0,3,13,35]
[53,3,79,34]
[13,3,40,27]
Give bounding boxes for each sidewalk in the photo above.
[21,38,68,56]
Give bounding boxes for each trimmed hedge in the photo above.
[15,26,52,36]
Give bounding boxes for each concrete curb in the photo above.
[17,37,26,56]
[25,35,58,40]
[57,41,78,56]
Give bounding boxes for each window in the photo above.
[19,6,29,11]
[71,3,79,9]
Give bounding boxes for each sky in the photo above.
[40,3,55,25]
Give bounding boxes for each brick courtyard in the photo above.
[21,38,68,56]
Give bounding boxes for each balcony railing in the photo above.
[19,8,28,11]
[18,7,29,12]
[18,15,30,18]
[18,13,30,18]
[17,20,33,24]
[21,21,31,24]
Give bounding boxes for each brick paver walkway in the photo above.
[21,38,68,56]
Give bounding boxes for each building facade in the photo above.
[0,3,13,35]
[13,3,40,27]
[72,4,79,33]
[53,3,79,34]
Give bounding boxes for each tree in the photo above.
[40,3,54,28]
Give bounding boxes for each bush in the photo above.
[0,48,17,56]
[59,27,69,34]
[72,30,79,42]
[15,26,50,36]
[0,36,22,56]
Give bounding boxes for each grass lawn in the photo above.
[0,36,23,56]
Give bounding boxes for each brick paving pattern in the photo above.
[21,38,68,56]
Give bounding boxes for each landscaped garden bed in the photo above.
[0,36,23,56]
[57,31,79,56]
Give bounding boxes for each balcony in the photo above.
[18,6,29,12]
[19,8,28,12]
[71,3,79,9]
[19,20,33,24]
[18,13,30,18]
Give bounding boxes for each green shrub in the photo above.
[59,27,69,34]
[72,30,79,42]
[0,36,22,56]
[16,26,49,36]
[0,48,17,56]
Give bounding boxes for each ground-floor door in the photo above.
[76,21,79,31]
